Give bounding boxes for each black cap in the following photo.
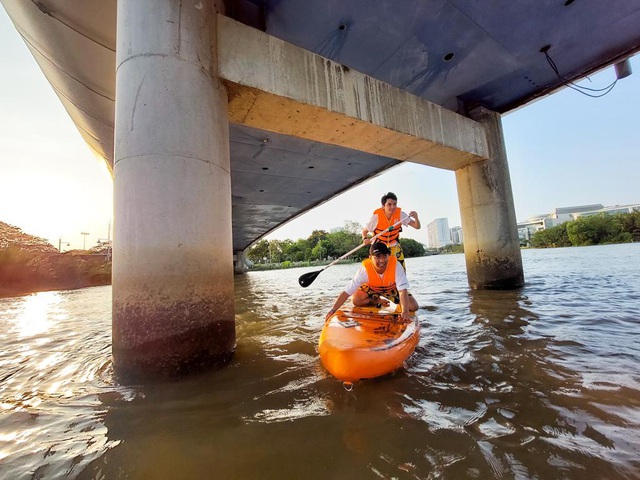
[370,242,391,256]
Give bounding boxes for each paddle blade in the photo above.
[298,269,323,288]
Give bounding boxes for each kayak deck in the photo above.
[318,305,420,382]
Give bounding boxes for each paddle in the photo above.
[298,215,412,288]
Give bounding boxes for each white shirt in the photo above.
[345,261,410,296]
[365,211,412,246]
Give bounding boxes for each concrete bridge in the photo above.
[2,0,638,382]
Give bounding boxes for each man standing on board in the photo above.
[325,242,419,322]
[362,192,421,270]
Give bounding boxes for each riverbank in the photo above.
[248,258,359,271]
[0,221,112,298]
[0,248,111,298]
[247,250,444,272]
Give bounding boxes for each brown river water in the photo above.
[1,243,639,479]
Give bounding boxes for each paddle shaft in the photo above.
[321,215,412,270]
[298,214,413,287]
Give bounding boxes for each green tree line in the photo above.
[247,221,426,268]
[531,211,640,248]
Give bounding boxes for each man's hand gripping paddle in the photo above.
[297,216,411,288]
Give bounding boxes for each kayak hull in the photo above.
[318,305,419,382]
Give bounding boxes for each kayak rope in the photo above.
[342,381,354,392]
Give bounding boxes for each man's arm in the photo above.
[395,262,410,291]
[326,291,350,321]
[407,211,421,229]
[325,267,367,320]
[362,215,378,244]
[361,228,370,244]
[398,289,413,321]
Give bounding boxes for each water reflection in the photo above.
[10,291,62,338]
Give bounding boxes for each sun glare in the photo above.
[15,291,62,338]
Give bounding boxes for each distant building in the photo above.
[573,204,640,219]
[517,217,556,246]
[450,226,463,244]
[549,204,603,223]
[427,218,451,248]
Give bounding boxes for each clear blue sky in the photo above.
[1,7,638,249]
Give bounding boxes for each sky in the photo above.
[1,8,638,250]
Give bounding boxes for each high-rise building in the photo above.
[426,218,451,248]
[450,226,464,244]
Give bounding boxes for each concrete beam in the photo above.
[217,15,489,171]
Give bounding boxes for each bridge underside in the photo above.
[229,125,399,250]
[3,0,639,251]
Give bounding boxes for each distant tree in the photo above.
[311,239,330,260]
[327,229,360,258]
[530,212,639,248]
[245,210,639,269]
[566,214,621,246]
[268,239,285,263]
[530,223,571,248]
[439,243,464,254]
[307,230,328,249]
[247,239,270,263]
[399,238,425,257]
[615,211,640,241]
[277,239,293,261]
[342,220,362,236]
[285,238,310,262]
[453,244,464,253]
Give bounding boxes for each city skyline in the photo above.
[1,8,638,250]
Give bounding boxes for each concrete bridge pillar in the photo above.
[233,251,247,274]
[455,107,524,289]
[112,0,235,382]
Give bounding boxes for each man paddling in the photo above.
[362,192,421,270]
[325,242,419,321]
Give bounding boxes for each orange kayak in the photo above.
[318,305,420,382]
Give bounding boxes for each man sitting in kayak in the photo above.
[325,242,419,322]
[362,192,421,271]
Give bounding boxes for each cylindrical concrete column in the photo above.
[113,0,234,382]
[455,107,524,289]
[233,251,247,274]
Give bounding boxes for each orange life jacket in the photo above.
[362,256,398,295]
[373,207,402,245]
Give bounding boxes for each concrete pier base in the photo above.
[233,251,247,274]
[455,107,524,290]
[112,0,235,382]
